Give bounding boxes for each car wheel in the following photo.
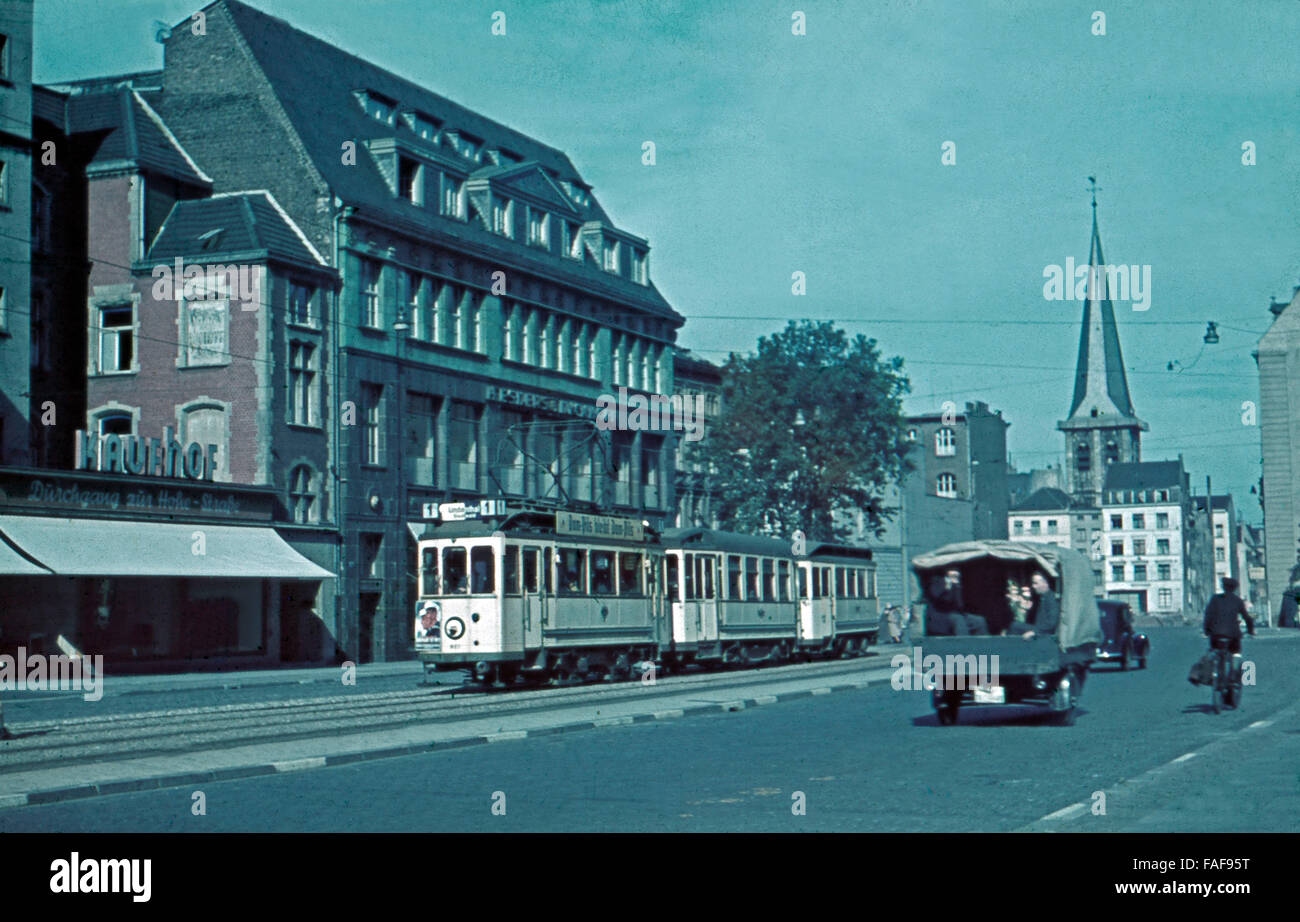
[1138,654,1147,669]
[1053,706,1077,726]
[1120,647,1130,671]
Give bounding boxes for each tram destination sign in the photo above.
[425,500,507,521]
[555,510,644,541]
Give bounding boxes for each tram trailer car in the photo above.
[660,528,878,668]
[415,510,664,685]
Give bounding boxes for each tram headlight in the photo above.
[443,617,466,641]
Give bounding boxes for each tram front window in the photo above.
[421,549,438,596]
[442,548,468,595]
[470,546,495,594]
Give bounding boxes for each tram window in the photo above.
[558,548,586,595]
[684,553,696,599]
[619,553,643,596]
[470,546,495,594]
[798,566,808,599]
[701,557,715,599]
[820,568,831,597]
[421,548,438,596]
[762,559,775,601]
[727,555,742,600]
[442,547,468,595]
[778,561,790,601]
[836,568,847,598]
[523,547,540,593]
[591,550,614,594]
[503,546,520,596]
[665,555,680,601]
[746,557,760,600]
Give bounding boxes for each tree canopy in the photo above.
[691,320,912,542]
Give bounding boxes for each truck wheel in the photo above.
[937,705,958,726]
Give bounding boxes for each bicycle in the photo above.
[1208,636,1245,714]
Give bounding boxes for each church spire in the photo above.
[1057,179,1148,506]
[1066,182,1139,421]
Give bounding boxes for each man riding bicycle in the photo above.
[1204,576,1255,654]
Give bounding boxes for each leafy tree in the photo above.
[690,320,911,542]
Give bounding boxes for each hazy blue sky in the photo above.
[34,0,1300,520]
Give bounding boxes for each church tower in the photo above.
[1057,187,1148,506]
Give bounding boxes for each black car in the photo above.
[1094,600,1149,669]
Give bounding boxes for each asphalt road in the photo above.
[2,627,1297,832]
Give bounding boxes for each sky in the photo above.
[33,0,1300,523]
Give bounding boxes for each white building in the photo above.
[1100,460,1212,617]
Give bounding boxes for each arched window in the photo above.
[1076,442,1091,473]
[289,464,317,524]
[936,473,957,498]
[935,427,956,457]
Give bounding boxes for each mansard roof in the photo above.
[1011,487,1074,512]
[186,1,678,322]
[1102,460,1184,494]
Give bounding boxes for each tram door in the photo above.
[697,554,719,643]
[522,545,547,649]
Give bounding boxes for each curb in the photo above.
[0,678,873,810]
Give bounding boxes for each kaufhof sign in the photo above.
[75,426,219,482]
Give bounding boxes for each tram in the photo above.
[414,504,879,685]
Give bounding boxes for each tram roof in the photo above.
[413,510,654,546]
[805,542,874,563]
[660,527,795,557]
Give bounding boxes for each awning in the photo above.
[0,534,52,575]
[0,515,334,579]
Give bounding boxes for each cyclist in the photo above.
[1203,576,1255,656]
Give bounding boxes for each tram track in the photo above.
[0,656,890,774]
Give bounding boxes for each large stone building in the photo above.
[147,0,684,661]
[0,1,32,466]
[672,350,722,528]
[1254,285,1300,618]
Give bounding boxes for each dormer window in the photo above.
[441,174,465,219]
[527,207,549,247]
[561,180,591,208]
[496,148,522,166]
[404,111,440,140]
[492,197,513,237]
[398,156,424,204]
[460,133,483,162]
[356,90,397,125]
[564,221,582,259]
[603,237,620,273]
[631,248,648,284]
